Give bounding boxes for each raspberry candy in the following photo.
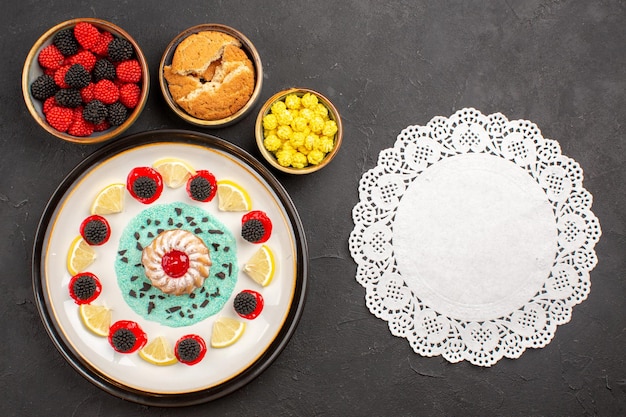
[74,22,100,50]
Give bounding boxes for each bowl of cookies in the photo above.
[22,18,149,144]
[255,88,343,175]
[159,24,263,127]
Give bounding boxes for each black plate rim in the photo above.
[31,129,308,407]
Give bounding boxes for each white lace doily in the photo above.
[349,108,601,367]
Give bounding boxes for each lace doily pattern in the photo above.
[349,108,601,366]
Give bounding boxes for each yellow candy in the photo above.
[301,92,318,108]
[314,103,329,118]
[297,145,310,155]
[291,116,308,132]
[271,100,287,114]
[276,149,294,167]
[264,134,282,152]
[307,149,325,165]
[289,131,306,148]
[285,94,301,110]
[309,116,325,134]
[322,120,338,136]
[299,108,314,121]
[317,136,335,153]
[291,152,308,168]
[277,125,293,140]
[304,134,318,151]
[262,114,278,131]
[276,109,293,126]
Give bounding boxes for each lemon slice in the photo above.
[90,183,125,215]
[79,304,111,337]
[139,336,178,366]
[216,180,252,211]
[153,157,196,188]
[67,236,96,275]
[243,245,275,286]
[211,317,245,348]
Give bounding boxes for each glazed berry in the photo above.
[127,166,163,204]
[30,74,58,100]
[55,88,82,108]
[52,28,79,56]
[174,334,207,365]
[186,170,217,202]
[83,100,108,124]
[64,64,91,89]
[93,58,116,81]
[108,320,147,353]
[74,22,100,50]
[107,37,134,62]
[241,210,272,243]
[106,101,128,125]
[68,272,102,304]
[80,215,110,245]
[115,59,142,83]
[233,290,264,319]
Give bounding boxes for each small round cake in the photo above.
[141,229,211,295]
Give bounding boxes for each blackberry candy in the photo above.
[30,74,58,100]
[233,290,264,319]
[107,101,128,126]
[107,37,134,62]
[174,334,207,366]
[93,58,116,82]
[64,64,91,89]
[83,100,108,124]
[55,88,82,107]
[52,28,79,56]
[126,166,163,204]
[186,170,217,202]
[68,272,102,304]
[80,214,110,245]
[241,210,272,244]
[108,320,147,353]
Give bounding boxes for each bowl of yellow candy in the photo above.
[255,88,342,174]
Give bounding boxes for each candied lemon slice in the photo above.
[79,304,111,337]
[67,236,96,275]
[139,336,178,366]
[90,183,125,215]
[152,157,196,188]
[216,180,252,211]
[211,317,245,348]
[243,245,275,287]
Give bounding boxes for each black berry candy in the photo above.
[30,74,58,100]
[241,211,272,243]
[186,170,217,202]
[52,28,79,56]
[108,320,147,353]
[233,290,264,319]
[107,37,134,62]
[175,334,207,365]
[64,64,91,89]
[68,272,102,304]
[80,215,110,245]
[127,166,163,204]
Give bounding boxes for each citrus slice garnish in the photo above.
[90,182,125,215]
[67,235,96,275]
[139,336,178,366]
[243,245,275,286]
[152,157,196,188]
[210,317,246,348]
[78,304,111,337]
[216,180,252,212]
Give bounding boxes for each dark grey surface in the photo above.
[1,1,624,416]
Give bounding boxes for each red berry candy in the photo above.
[38,44,65,70]
[68,272,102,304]
[108,320,147,353]
[91,30,114,56]
[127,166,163,204]
[74,22,100,50]
[174,334,207,366]
[93,79,119,104]
[68,50,97,72]
[53,65,71,88]
[118,83,141,108]
[115,59,142,83]
[80,82,95,102]
[68,107,95,137]
[45,106,74,132]
[42,97,57,114]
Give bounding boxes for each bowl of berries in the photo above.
[22,18,149,144]
[255,88,343,174]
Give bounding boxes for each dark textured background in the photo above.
[1,1,624,416]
